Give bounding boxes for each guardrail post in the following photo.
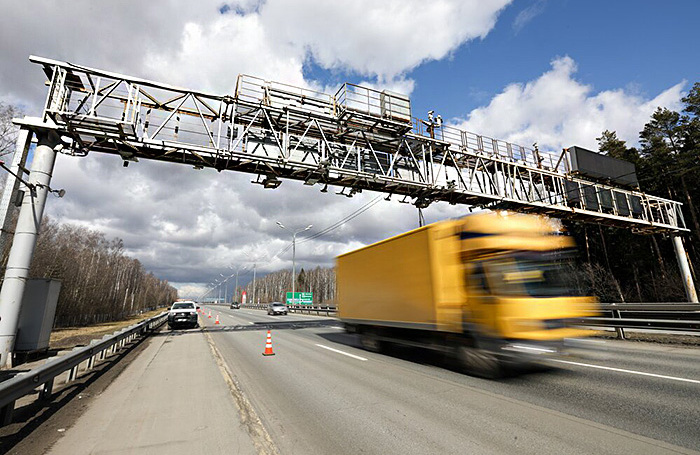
[39,379,53,401]
[611,304,625,339]
[0,401,14,426]
[66,365,78,383]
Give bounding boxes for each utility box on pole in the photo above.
[15,279,61,353]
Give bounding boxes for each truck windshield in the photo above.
[483,252,575,297]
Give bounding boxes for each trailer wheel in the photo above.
[457,345,502,379]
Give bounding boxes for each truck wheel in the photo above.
[360,332,383,353]
[457,345,501,379]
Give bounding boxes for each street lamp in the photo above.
[277,222,312,306]
[220,273,227,304]
[229,265,248,304]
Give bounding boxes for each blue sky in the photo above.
[304,0,699,124]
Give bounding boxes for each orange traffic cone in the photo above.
[262,330,275,356]
[208,310,212,319]
[215,314,220,325]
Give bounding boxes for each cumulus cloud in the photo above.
[259,0,512,80]
[453,56,685,152]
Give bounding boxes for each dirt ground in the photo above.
[49,308,167,350]
[594,331,700,346]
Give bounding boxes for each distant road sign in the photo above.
[286,292,313,305]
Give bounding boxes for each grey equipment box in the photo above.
[567,146,638,188]
[16,279,61,352]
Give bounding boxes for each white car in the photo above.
[168,301,199,329]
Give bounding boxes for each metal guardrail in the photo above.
[577,302,700,336]
[0,311,167,426]
[239,302,700,335]
[236,304,337,316]
[286,305,337,316]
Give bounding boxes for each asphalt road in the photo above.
[198,305,700,454]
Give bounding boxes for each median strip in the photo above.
[315,344,367,361]
[551,359,700,385]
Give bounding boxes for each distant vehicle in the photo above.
[267,302,288,316]
[168,301,199,329]
[337,211,599,378]
[230,302,240,309]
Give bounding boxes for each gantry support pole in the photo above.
[0,129,59,367]
[0,128,33,255]
[672,235,698,303]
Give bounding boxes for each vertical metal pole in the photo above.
[672,235,698,302]
[0,130,58,368]
[0,128,32,255]
[252,263,256,306]
[234,270,239,303]
[224,278,228,304]
[292,232,296,306]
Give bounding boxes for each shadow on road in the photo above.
[315,331,564,381]
[155,319,340,336]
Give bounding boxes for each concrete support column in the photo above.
[0,130,58,367]
[0,128,32,255]
[672,235,698,303]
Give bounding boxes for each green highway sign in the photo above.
[286,292,313,305]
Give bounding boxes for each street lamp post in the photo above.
[251,263,257,306]
[220,273,227,304]
[277,222,312,306]
[229,265,247,304]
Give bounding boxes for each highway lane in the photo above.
[200,305,700,454]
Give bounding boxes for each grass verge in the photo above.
[49,308,167,350]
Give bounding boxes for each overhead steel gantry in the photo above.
[0,56,697,366]
[23,55,686,234]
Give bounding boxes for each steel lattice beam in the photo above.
[20,55,688,234]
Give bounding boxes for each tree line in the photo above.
[1,217,177,327]
[240,266,336,305]
[565,82,700,302]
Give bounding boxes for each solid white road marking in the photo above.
[315,344,367,361]
[551,359,700,385]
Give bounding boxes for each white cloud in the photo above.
[454,56,685,152]
[513,0,547,33]
[260,0,512,80]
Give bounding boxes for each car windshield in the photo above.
[172,302,195,309]
[482,251,577,297]
[271,303,285,307]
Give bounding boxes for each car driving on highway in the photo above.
[230,301,240,309]
[168,301,199,329]
[267,302,288,315]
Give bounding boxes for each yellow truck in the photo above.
[336,211,597,377]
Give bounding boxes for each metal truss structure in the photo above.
[27,56,686,234]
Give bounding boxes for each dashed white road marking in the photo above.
[315,344,367,361]
[551,359,700,385]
